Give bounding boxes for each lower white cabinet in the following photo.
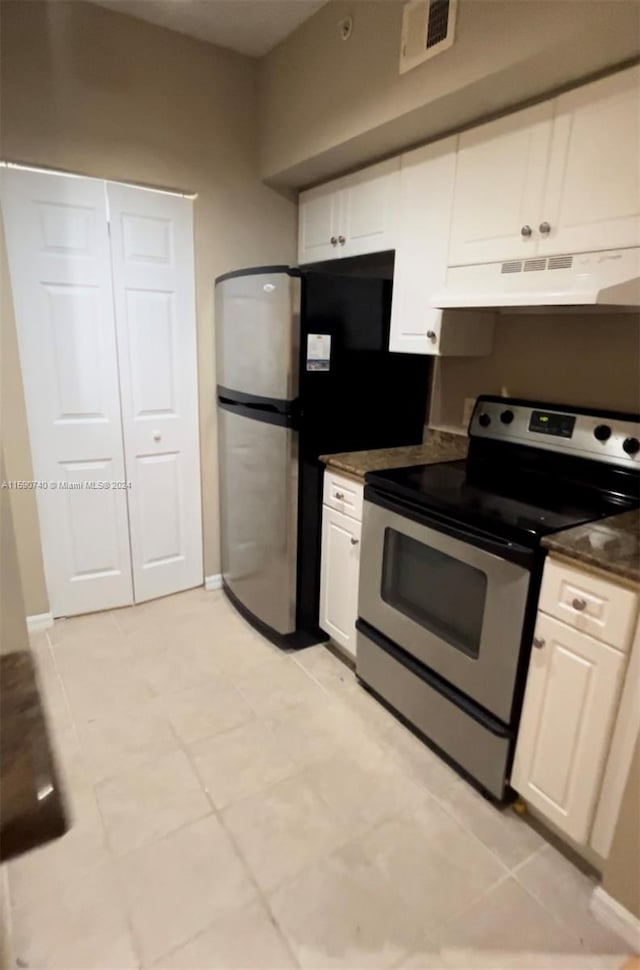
[512,611,626,845]
[320,472,363,658]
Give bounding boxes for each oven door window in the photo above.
[381,528,487,659]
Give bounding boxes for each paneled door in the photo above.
[511,613,626,844]
[107,183,203,603]
[448,101,555,266]
[1,168,134,616]
[538,65,640,257]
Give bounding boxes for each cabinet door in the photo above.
[448,102,554,266]
[538,66,640,256]
[340,159,400,258]
[298,185,341,263]
[389,141,455,354]
[511,613,626,845]
[389,140,494,356]
[320,506,361,657]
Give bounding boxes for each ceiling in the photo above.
[89,0,328,57]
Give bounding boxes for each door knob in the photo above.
[539,221,551,234]
[338,235,346,245]
[426,330,437,341]
[330,236,338,246]
[335,491,345,500]
[350,537,359,545]
[532,636,545,649]
[572,597,587,611]
[152,431,162,441]
[521,225,533,237]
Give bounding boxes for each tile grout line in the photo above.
[509,855,621,956]
[168,711,302,970]
[50,620,149,970]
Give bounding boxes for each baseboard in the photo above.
[204,574,223,592]
[26,612,54,633]
[590,886,640,952]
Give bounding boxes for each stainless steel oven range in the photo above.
[357,396,640,799]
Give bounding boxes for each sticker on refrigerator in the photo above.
[306,334,331,371]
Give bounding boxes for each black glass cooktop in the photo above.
[366,460,638,546]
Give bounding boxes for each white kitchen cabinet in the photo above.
[538,66,640,257]
[448,101,555,266]
[538,558,638,652]
[320,471,363,658]
[389,139,495,356]
[340,159,400,258]
[448,65,640,267]
[298,184,344,263]
[512,612,627,845]
[298,159,399,264]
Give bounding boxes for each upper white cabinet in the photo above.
[449,102,555,267]
[538,66,640,256]
[449,65,640,266]
[389,138,495,356]
[298,159,399,263]
[298,184,344,263]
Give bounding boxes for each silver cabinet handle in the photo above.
[338,235,346,245]
[532,636,545,649]
[152,430,162,441]
[521,225,533,237]
[330,236,338,246]
[335,491,345,500]
[350,537,359,546]
[539,221,551,234]
[572,597,587,611]
[426,330,437,341]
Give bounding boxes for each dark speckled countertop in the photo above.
[0,651,67,862]
[542,508,640,586]
[320,429,468,480]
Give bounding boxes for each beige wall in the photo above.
[259,0,640,187]
[0,217,48,616]
[431,312,640,430]
[0,451,29,655]
[0,0,297,611]
[604,736,640,919]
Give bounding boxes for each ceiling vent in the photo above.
[399,0,457,74]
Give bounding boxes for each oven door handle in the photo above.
[364,486,536,569]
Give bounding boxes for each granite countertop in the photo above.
[320,429,469,480]
[542,508,640,585]
[0,651,67,862]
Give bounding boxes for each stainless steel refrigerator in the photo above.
[215,265,429,647]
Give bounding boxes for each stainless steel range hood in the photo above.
[433,247,640,310]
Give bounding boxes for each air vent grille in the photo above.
[499,254,575,275]
[426,0,450,48]
[548,255,574,270]
[400,0,457,74]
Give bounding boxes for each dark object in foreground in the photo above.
[0,651,67,862]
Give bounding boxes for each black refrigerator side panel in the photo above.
[295,272,430,636]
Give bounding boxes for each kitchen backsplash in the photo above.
[431,311,640,430]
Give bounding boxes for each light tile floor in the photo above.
[2,588,631,970]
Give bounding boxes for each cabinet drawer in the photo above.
[323,470,363,521]
[539,558,638,652]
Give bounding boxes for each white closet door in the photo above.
[1,168,134,617]
[106,183,203,602]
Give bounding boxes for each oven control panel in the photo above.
[470,397,640,467]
